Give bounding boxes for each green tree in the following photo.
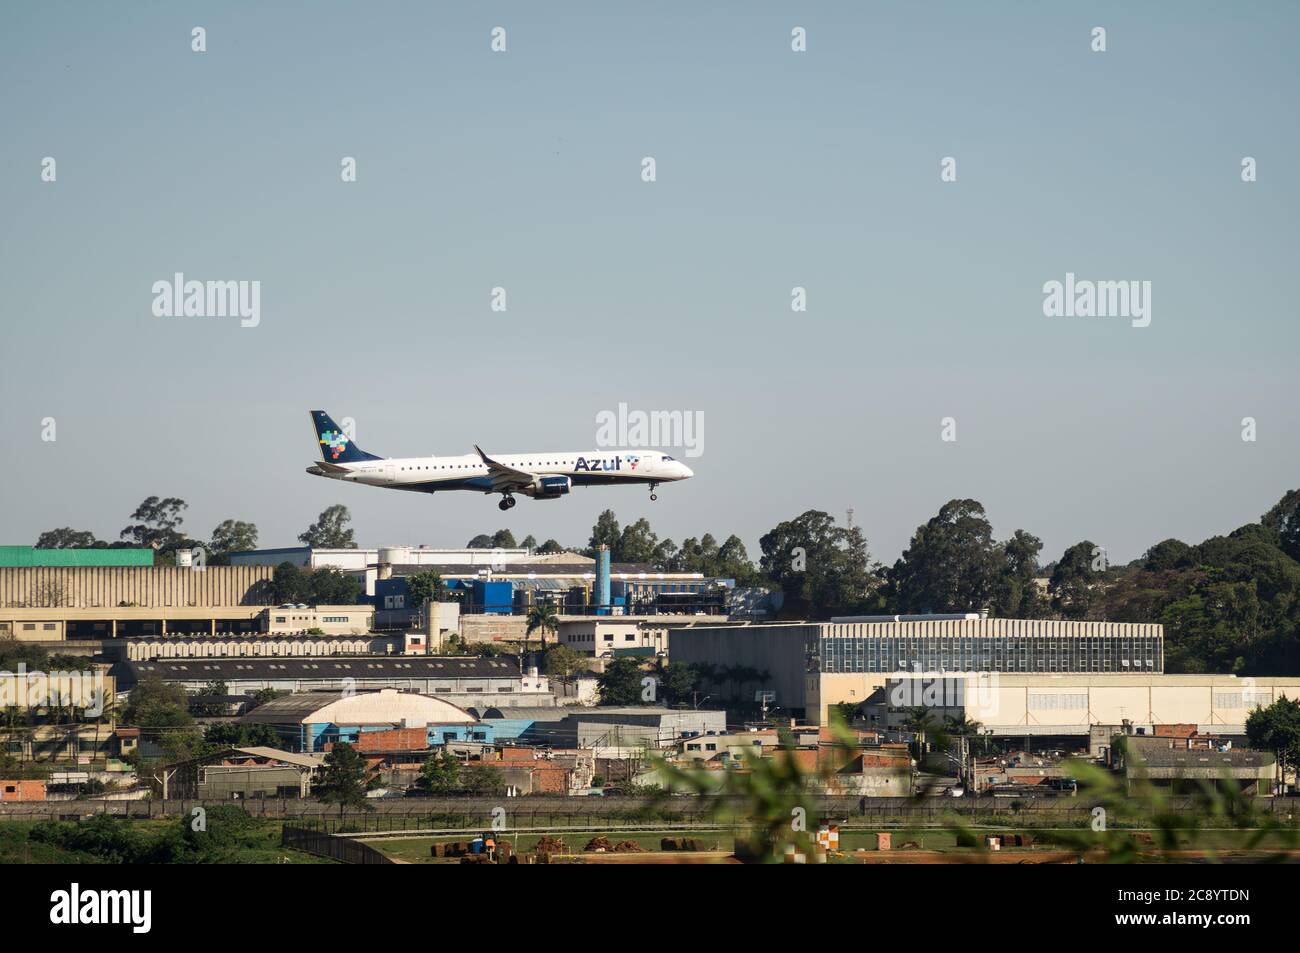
[413,750,462,794]
[901,707,942,762]
[544,644,585,681]
[597,657,646,706]
[298,504,357,548]
[1246,696,1300,794]
[121,677,192,728]
[657,661,700,707]
[305,567,362,605]
[525,602,559,652]
[588,510,621,555]
[314,742,372,815]
[120,496,189,551]
[203,722,281,748]
[715,534,760,585]
[412,751,504,795]
[616,518,659,564]
[759,510,877,618]
[209,519,258,560]
[521,534,537,550]
[651,538,679,570]
[888,499,1002,614]
[536,538,565,555]
[1050,540,1103,620]
[989,529,1049,618]
[35,528,100,549]
[1141,538,1193,572]
[405,571,445,607]
[1262,489,1300,562]
[467,529,517,549]
[270,562,307,603]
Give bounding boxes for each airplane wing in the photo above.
[473,445,536,491]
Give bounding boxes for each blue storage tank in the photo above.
[473,579,514,614]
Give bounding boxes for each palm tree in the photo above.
[902,707,939,761]
[943,714,983,737]
[525,602,560,655]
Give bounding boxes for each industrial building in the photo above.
[119,633,409,661]
[149,746,327,799]
[470,705,726,749]
[818,615,1164,674]
[671,617,1168,721]
[0,546,154,567]
[231,544,727,615]
[235,688,479,753]
[0,603,371,643]
[0,564,275,611]
[555,618,672,657]
[0,666,114,716]
[1116,734,1274,795]
[118,656,551,709]
[859,672,1300,739]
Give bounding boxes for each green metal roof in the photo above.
[0,546,154,567]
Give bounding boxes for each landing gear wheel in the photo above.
[649,482,659,502]
[498,497,511,511]
[507,496,517,509]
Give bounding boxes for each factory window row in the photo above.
[817,636,1163,674]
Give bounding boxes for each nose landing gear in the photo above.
[498,494,517,511]
[648,482,659,502]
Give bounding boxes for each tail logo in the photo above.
[319,430,349,460]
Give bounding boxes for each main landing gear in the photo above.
[498,494,517,511]
[648,482,659,502]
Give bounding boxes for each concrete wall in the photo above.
[460,615,528,645]
[671,624,818,710]
[0,565,275,609]
[265,606,373,635]
[123,635,394,660]
[850,673,1300,734]
[558,620,670,657]
[198,765,310,799]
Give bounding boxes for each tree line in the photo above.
[36,500,361,563]
[35,486,1300,675]
[526,490,1300,676]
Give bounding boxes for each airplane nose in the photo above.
[676,462,694,479]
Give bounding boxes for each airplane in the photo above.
[306,410,694,511]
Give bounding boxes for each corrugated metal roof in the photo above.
[0,546,154,567]
[238,688,475,726]
[231,746,326,768]
[128,656,521,680]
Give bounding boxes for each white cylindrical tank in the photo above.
[378,546,409,566]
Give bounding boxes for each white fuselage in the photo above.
[308,449,692,496]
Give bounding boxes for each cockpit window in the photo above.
[662,455,674,461]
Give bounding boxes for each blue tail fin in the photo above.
[310,410,382,463]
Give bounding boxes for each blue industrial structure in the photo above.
[595,545,612,614]
[307,721,496,752]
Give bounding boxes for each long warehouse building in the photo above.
[672,616,1166,722]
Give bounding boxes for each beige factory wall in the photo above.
[854,673,1300,732]
[0,566,276,609]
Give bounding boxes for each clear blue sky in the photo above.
[2,2,1297,566]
